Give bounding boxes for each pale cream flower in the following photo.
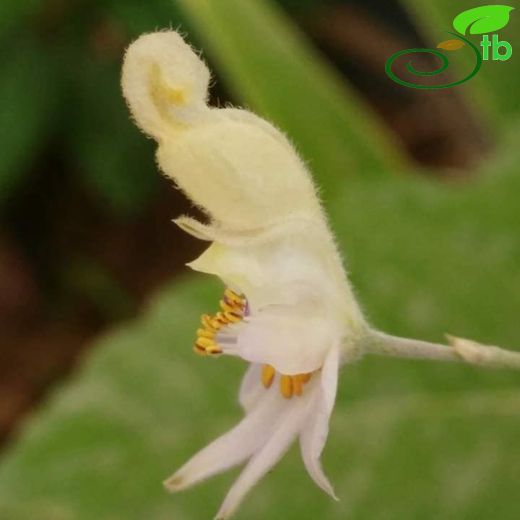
[122,30,520,519]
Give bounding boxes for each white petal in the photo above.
[299,345,340,500]
[320,343,341,414]
[124,33,331,234]
[184,218,365,326]
[219,307,340,375]
[180,214,325,248]
[173,216,214,241]
[238,363,264,412]
[156,118,322,231]
[214,389,312,520]
[164,388,284,492]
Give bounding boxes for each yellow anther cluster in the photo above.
[194,289,246,356]
[195,291,313,398]
[261,364,312,399]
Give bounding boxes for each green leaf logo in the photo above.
[453,5,514,35]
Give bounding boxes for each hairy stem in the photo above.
[364,330,520,370]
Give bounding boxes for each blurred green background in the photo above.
[0,0,518,518]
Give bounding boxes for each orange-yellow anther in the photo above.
[196,328,214,339]
[213,312,226,324]
[195,337,214,349]
[209,318,222,330]
[201,314,217,332]
[194,288,246,356]
[222,311,241,323]
[280,375,294,398]
[261,364,275,388]
[220,300,239,314]
[193,345,206,355]
[293,375,304,396]
[224,288,244,305]
[260,369,313,398]
[300,373,312,384]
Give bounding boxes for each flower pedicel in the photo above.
[121,31,520,520]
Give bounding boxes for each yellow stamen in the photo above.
[195,337,215,349]
[193,345,206,355]
[280,375,294,399]
[222,311,241,323]
[259,368,313,398]
[213,312,227,324]
[220,300,239,314]
[208,319,222,331]
[194,338,220,355]
[194,288,246,357]
[293,375,304,396]
[261,364,275,388]
[300,373,312,384]
[224,289,243,305]
[201,314,217,332]
[194,342,222,356]
[196,328,214,339]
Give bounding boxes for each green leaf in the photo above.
[0,45,57,206]
[0,0,40,41]
[453,5,514,35]
[70,60,158,216]
[105,0,185,38]
[177,0,405,180]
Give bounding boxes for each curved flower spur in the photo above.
[121,31,520,519]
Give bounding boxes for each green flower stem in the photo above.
[365,330,520,370]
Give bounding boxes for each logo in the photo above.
[385,5,514,89]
